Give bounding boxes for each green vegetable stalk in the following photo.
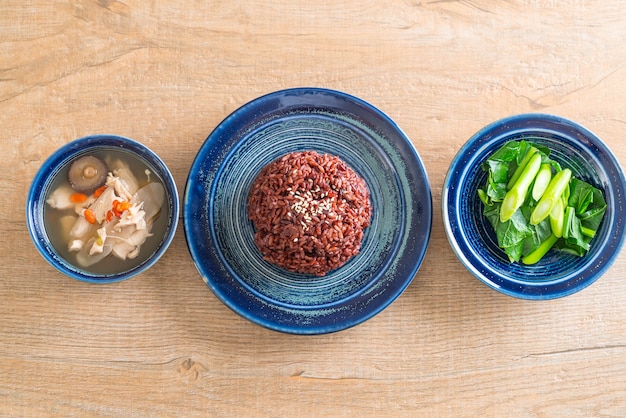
[549,198,564,238]
[500,153,542,222]
[530,168,572,225]
[507,146,538,190]
[531,163,552,201]
[522,234,559,265]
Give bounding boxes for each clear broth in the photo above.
[44,148,170,276]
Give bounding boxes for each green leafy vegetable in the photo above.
[569,177,607,231]
[478,140,606,264]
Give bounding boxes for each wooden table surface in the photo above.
[2,1,625,416]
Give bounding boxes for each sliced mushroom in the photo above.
[68,155,108,194]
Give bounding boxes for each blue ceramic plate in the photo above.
[184,88,432,334]
[443,114,626,299]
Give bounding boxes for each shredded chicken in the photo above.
[116,203,147,231]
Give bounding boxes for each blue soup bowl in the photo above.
[184,88,432,334]
[27,134,179,283]
[443,114,626,299]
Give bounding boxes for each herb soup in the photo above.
[44,148,169,276]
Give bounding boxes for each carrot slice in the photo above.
[84,209,96,224]
[70,193,88,203]
[93,185,107,198]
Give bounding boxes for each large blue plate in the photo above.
[184,88,432,334]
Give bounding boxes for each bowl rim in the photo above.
[442,113,626,299]
[26,134,180,284]
[183,87,433,334]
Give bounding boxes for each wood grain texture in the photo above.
[1,1,625,416]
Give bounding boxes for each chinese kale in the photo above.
[477,140,606,264]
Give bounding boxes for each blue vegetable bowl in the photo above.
[27,134,179,283]
[443,114,626,299]
[184,88,432,334]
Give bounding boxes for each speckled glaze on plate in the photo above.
[184,88,432,334]
[443,114,626,299]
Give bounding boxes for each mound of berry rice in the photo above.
[247,150,372,276]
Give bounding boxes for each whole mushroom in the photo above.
[68,155,108,194]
